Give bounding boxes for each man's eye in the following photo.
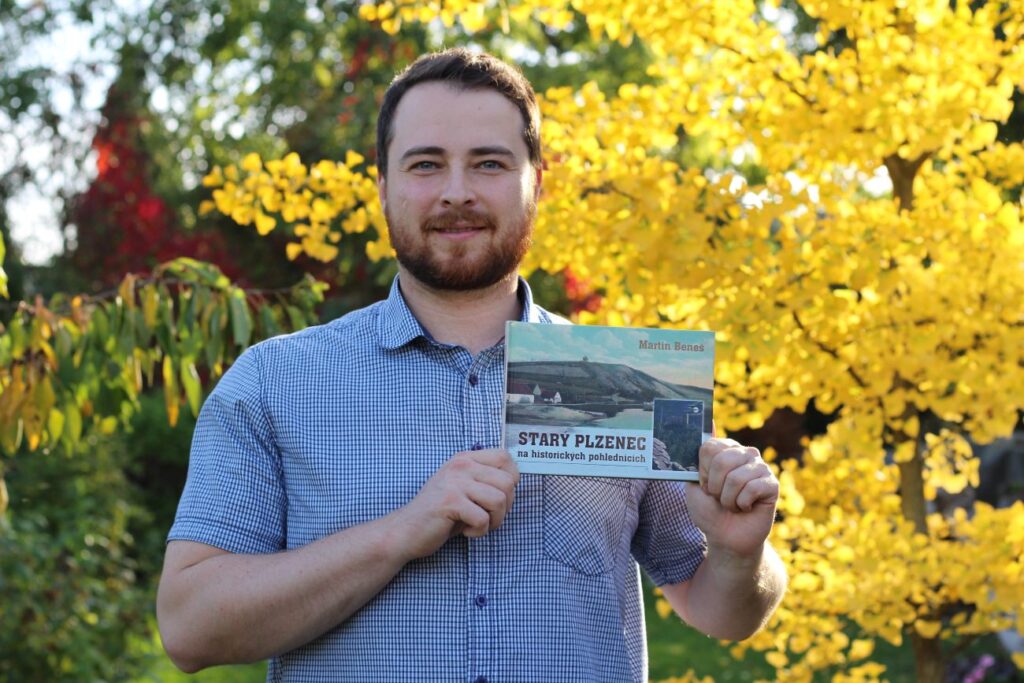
[411,161,438,170]
[479,160,504,170]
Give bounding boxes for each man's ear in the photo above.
[533,164,543,202]
[377,173,387,213]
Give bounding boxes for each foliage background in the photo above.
[1,0,1023,681]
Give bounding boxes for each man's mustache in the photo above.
[423,210,497,231]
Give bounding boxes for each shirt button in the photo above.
[471,442,483,451]
[468,373,479,386]
[474,594,488,608]
[473,677,488,683]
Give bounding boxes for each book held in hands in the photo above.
[502,322,715,481]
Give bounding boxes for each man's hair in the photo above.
[376,47,542,177]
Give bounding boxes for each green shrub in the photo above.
[0,436,150,681]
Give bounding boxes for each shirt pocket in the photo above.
[542,475,631,576]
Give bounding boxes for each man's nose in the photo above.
[440,169,476,207]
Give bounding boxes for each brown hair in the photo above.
[376,47,542,177]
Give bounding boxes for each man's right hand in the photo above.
[394,448,520,560]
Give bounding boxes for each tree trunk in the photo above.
[883,153,931,213]
[897,413,945,681]
[886,155,945,681]
[909,632,945,683]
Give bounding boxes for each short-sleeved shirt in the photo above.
[169,276,707,683]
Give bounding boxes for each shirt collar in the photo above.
[376,274,542,350]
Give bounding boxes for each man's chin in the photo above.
[398,258,516,292]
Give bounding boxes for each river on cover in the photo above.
[590,408,652,429]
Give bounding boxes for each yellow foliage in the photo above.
[203,152,384,263]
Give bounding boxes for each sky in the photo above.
[3,8,115,264]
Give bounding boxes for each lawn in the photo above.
[134,586,1008,682]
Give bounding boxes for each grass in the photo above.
[644,584,776,682]
[132,587,1015,682]
[129,623,265,683]
[131,587,778,683]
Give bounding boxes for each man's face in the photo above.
[378,81,542,291]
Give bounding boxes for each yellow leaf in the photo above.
[286,243,304,260]
[914,620,941,639]
[791,572,821,592]
[198,200,216,216]
[459,3,487,32]
[345,150,365,167]
[241,152,262,173]
[202,166,224,187]
[849,638,874,660]
[163,355,179,428]
[47,408,65,441]
[255,212,277,236]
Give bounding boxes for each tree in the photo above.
[203,1,1024,680]
[68,45,241,290]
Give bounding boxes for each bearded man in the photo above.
[157,48,786,683]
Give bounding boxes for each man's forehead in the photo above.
[389,82,527,154]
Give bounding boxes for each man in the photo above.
[157,48,786,682]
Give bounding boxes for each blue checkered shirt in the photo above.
[169,276,707,682]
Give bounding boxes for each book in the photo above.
[502,321,714,481]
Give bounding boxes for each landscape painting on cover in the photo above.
[504,322,715,480]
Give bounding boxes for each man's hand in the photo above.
[685,437,779,558]
[662,435,786,641]
[395,448,520,561]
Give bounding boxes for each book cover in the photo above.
[503,322,715,481]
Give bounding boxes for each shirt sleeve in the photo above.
[631,480,707,586]
[167,345,287,554]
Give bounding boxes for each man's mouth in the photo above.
[425,212,496,234]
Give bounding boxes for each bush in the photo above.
[0,435,150,681]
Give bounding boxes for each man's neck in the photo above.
[397,270,523,356]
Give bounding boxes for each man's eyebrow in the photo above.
[399,146,446,161]
[469,145,515,158]
[399,145,517,162]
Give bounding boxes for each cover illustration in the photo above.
[503,321,714,481]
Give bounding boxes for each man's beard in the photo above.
[387,204,535,291]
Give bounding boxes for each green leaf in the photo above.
[314,62,333,88]
[65,403,83,448]
[142,284,160,328]
[179,357,202,418]
[286,305,307,332]
[180,287,198,332]
[55,323,74,360]
[228,288,252,348]
[47,408,65,441]
[205,306,223,370]
[33,376,56,416]
[91,307,110,347]
[0,417,23,454]
[258,305,280,338]
[9,316,26,358]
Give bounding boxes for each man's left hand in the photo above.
[685,438,779,558]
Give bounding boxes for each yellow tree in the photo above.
[204,1,1024,680]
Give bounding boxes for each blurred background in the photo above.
[1,1,1022,681]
